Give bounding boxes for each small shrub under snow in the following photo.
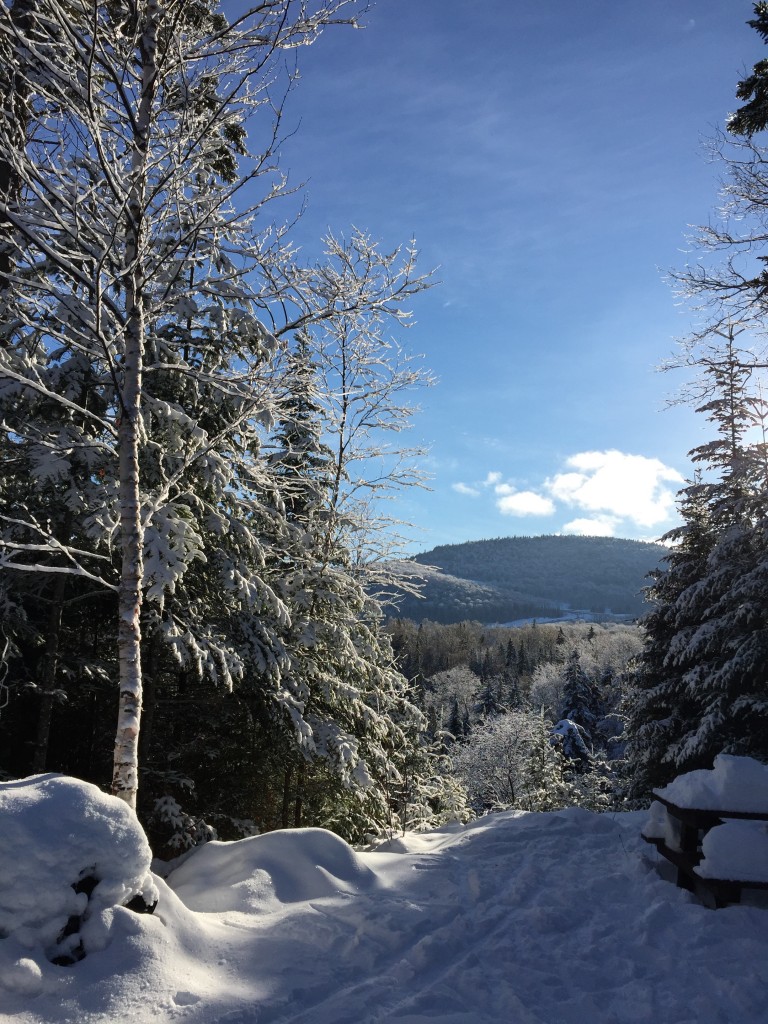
[0,774,158,971]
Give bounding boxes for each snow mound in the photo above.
[3,806,768,1023]
[654,754,768,812]
[552,718,590,759]
[641,799,680,847]
[0,774,158,981]
[167,826,378,913]
[698,819,768,882]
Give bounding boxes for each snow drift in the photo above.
[2,774,768,1023]
[0,774,157,994]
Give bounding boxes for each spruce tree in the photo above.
[558,649,600,742]
[263,330,428,839]
[626,335,768,796]
[727,3,768,137]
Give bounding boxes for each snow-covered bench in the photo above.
[641,756,768,908]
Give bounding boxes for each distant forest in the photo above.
[387,535,666,624]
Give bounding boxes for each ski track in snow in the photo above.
[4,807,768,1024]
[238,811,763,1024]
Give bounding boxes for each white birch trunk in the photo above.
[111,1,159,810]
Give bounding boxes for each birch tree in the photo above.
[268,231,435,579]
[0,0,366,809]
[0,1,438,824]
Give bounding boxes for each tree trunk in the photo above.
[281,768,293,829]
[294,764,305,828]
[111,1,159,810]
[30,574,67,773]
[112,341,145,808]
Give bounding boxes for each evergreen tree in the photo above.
[626,334,768,796]
[474,676,505,718]
[522,712,579,812]
[727,3,768,137]
[626,480,714,798]
[503,639,522,707]
[446,698,463,742]
[0,1,433,823]
[269,332,335,525]
[558,649,600,741]
[671,5,768,331]
[261,329,428,839]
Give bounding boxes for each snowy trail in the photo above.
[179,810,767,1024]
[236,811,734,1024]
[5,806,768,1024]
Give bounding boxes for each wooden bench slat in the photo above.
[652,792,768,822]
[644,798,768,906]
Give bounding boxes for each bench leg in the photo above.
[710,881,742,908]
[676,822,700,891]
[675,868,694,891]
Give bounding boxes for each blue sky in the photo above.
[260,0,764,552]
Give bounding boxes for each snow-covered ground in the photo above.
[3,775,768,1024]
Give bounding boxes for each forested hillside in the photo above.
[388,535,666,624]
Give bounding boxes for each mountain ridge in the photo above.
[387,534,666,624]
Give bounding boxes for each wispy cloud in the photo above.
[452,482,480,497]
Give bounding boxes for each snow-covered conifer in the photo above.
[558,649,601,742]
[0,0,373,808]
[627,333,768,796]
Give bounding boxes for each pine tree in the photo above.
[671,6,768,330]
[521,712,579,812]
[269,332,336,525]
[727,3,768,137]
[259,329,428,839]
[447,698,463,742]
[626,480,715,798]
[558,649,600,741]
[626,333,768,796]
[503,639,522,707]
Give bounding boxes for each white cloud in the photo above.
[545,450,683,528]
[452,482,480,497]
[484,471,502,486]
[562,515,619,537]
[497,491,556,517]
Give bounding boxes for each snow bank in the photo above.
[0,774,157,993]
[641,799,684,850]
[698,819,768,882]
[3,789,768,1024]
[167,826,379,913]
[654,754,768,812]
